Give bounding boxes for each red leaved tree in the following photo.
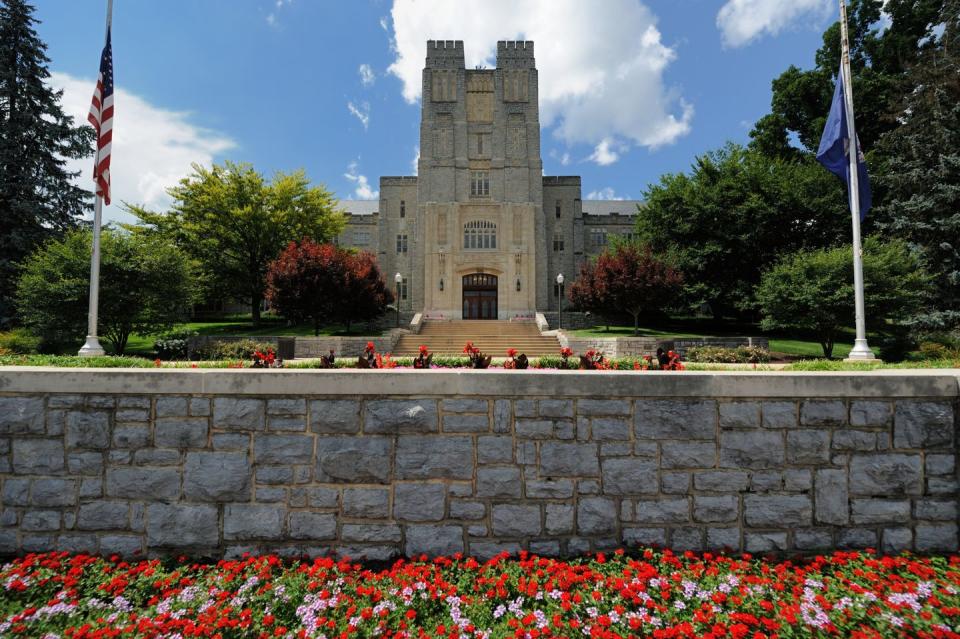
[335,250,394,334]
[570,244,682,335]
[265,240,344,335]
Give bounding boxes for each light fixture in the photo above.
[439,278,444,291]
[516,278,521,292]
[556,273,565,330]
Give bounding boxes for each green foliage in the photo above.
[0,327,40,354]
[127,162,346,324]
[194,338,276,361]
[153,327,198,361]
[757,238,928,357]
[0,0,95,322]
[15,228,195,354]
[636,144,848,316]
[685,345,771,364]
[873,5,960,331]
[0,354,156,367]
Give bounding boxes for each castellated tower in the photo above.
[414,39,544,319]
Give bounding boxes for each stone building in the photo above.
[337,40,641,319]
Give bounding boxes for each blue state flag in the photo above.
[816,66,872,219]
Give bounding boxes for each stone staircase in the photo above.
[392,320,561,357]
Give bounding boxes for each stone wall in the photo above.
[0,368,957,560]
[557,334,770,359]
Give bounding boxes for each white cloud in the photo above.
[411,145,420,175]
[50,71,236,223]
[347,100,370,129]
[380,16,389,31]
[266,13,277,26]
[358,63,375,87]
[386,0,692,155]
[548,149,571,166]
[588,137,625,166]
[716,0,831,47]
[267,0,294,27]
[586,187,627,200]
[344,161,379,199]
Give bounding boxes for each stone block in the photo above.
[601,442,631,457]
[530,540,561,556]
[394,483,446,521]
[540,442,598,477]
[634,498,689,524]
[744,494,812,527]
[147,503,218,547]
[309,400,360,433]
[342,487,389,518]
[12,439,64,475]
[915,499,957,521]
[267,399,306,415]
[257,466,293,484]
[155,418,208,449]
[365,400,437,434]
[254,434,314,464]
[115,408,149,423]
[719,431,784,469]
[67,452,103,475]
[915,523,958,552]
[450,500,485,520]
[315,436,392,483]
[851,499,910,524]
[113,425,150,449]
[134,449,180,465]
[745,532,787,553]
[341,523,402,543]
[405,525,463,556]
[79,478,102,498]
[77,501,129,530]
[0,397,45,435]
[601,458,657,495]
[786,430,831,464]
[577,497,617,535]
[706,527,741,550]
[57,533,98,554]
[396,436,472,480]
[751,471,782,491]
[850,401,891,427]
[694,495,739,523]
[635,400,716,440]
[183,452,251,501]
[213,398,264,431]
[22,510,60,532]
[719,402,760,429]
[926,454,956,476]
[492,504,541,537]
[224,504,283,540]
[288,512,336,540]
[694,471,749,492]
[255,487,285,502]
[516,419,554,439]
[30,478,76,507]
[882,527,913,553]
[155,397,189,417]
[267,416,306,432]
[671,527,704,551]
[832,429,876,451]
[307,487,338,508]
[849,454,922,496]
[442,399,488,413]
[783,469,812,491]
[493,400,511,433]
[477,467,522,498]
[443,414,489,433]
[477,436,513,464]
[800,400,846,427]
[526,479,574,499]
[761,402,796,428]
[64,411,110,449]
[929,477,960,494]
[539,400,573,418]
[190,398,211,416]
[661,441,716,469]
[470,541,522,560]
[106,468,180,500]
[99,535,142,557]
[795,528,833,550]
[591,418,631,441]
[578,399,630,416]
[894,402,954,449]
[623,527,666,547]
[213,433,249,450]
[661,472,690,494]
[22,534,55,553]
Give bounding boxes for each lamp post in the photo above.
[556,273,564,330]
[394,272,402,327]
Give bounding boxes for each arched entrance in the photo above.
[462,273,498,319]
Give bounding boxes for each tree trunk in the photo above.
[820,332,835,359]
[251,294,261,327]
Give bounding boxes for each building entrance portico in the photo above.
[462,273,498,319]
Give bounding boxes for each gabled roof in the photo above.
[581,200,644,216]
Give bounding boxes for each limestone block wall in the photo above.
[0,369,956,560]
[557,334,771,359]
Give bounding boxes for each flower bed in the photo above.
[2,551,960,638]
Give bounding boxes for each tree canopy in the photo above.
[128,161,346,325]
[0,0,94,322]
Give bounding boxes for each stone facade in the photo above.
[335,40,642,319]
[0,368,957,559]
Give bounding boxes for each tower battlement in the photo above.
[496,40,535,68]
[426,40,464,57]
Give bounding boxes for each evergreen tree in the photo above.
[0,0,94,323]
[874,2,960,330]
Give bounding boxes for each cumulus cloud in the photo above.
[344,160,379,199]
[717,0,831,47]
[359,63,375,87]
[347,100,370,129]
[386,0,692,161]
[586,187,627,200]
[50,71,235,223]
[588,138,625,166]
[411,145,420,175]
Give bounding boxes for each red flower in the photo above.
[506,348,518,358]
[153,358,162,367]
[419,345,428,356]
[560,346,573,358]
[366,341,375,352]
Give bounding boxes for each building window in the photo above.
[591,229,607,248]
[477,134,483,155]
[400,277,408,301]
[400,200,405,218]
[620,232,635,242]
[353,231,370,246]
[555,200,561,219]
[552,230,565,252]
[396,234,408,253]
[463,220,497,249]
[470,171,490,197]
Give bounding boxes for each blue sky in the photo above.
[35,0,840,223]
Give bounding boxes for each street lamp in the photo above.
[394,272,403,327]
[556,273,564,330]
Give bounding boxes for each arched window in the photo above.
[463,220,497,249]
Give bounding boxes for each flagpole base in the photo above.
[78,335,106,358]
[843,338,881,363]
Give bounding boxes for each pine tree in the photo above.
[0,0,94,322]
[874,2,960,331]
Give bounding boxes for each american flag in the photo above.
[88,27,114,205]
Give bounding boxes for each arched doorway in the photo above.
[462,273,498,319]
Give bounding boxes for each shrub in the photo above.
[194,339,276,361]
[0,328,41,354]
[153,327,198,360]
[686,345,771,363]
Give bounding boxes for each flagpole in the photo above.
[78,0,113,358]
[839,0,877,361]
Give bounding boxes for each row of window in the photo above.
[394,228,633,253]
